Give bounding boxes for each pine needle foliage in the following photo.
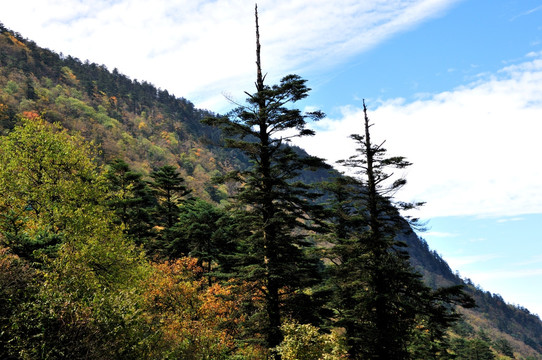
[203,5,330,353]
[327,101,472,359]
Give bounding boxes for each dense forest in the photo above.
[1,13,542,360]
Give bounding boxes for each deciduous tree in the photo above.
[0,117,108,258]
[0,116,155,359]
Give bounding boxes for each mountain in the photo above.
[404,227,542,357]
[0,22,250,205]
[1,23,541,359]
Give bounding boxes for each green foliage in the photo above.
[0,117,108,255]
[168,198,238,276]
[0,247,35,359]
[494,338,515,358]
[10,242,154,360]
[0,116,157,359]
[4,79,19,95]
[408,285,476,359]
[105,159,156,245]
[150,165,190,228]
[450,337,496,360]
[148,165,191,256]
[275,321,347,360]
[326,102,473,360]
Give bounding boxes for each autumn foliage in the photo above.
[142,257,245,359]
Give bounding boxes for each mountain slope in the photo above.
[1,23,541,358]
[403,227,542,357]
[0,22,247,204]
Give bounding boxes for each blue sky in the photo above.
[2,0,542,317]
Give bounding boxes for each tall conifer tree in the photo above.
[149,165,191,256]
[149,165,190,229]
[203,5,329,353]
[327,101,471,359]
[105,159,156,246]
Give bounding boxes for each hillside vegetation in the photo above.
[1,21,541,359]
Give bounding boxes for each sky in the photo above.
[1,0,542,317]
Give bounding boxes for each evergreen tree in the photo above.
[149,165,190,255]
[149,165,190,229]
[105,159,156,246]
[451,337,496,360]
[167,197,238,279]
[327,101,471,359]
[203,5,329,353]
[411,285,476,359]
[494,338,514,358]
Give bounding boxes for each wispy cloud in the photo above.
[445,254,501,268]
[514,254,542,266]
[470,268,542,282]
[0,0,461,111]
[424,231,458,238]
[510,5,542,22]
[468,238,487,243]
[293,52,542,218]
[496,217,524,223]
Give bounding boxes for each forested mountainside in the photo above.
[1,22,542,359]
[404,229,542,357]
[0,22,251,204]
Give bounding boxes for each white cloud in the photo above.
[424,231,458,238]
[468,237,487,243]
[496,217,524,223]
[510,5,542,21]
[445,253,501,268]
[0,0,460,111]
[293,52,542,218]
[514,254,542,266]
[470,268,542,282]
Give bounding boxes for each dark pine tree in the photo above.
[327,100,472,360]
[167,197,238,281]
[149,165,190,228]
[149,165,191,255]
[411,285,475,359]
[203,5,330,355]
[105,159,156,246]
